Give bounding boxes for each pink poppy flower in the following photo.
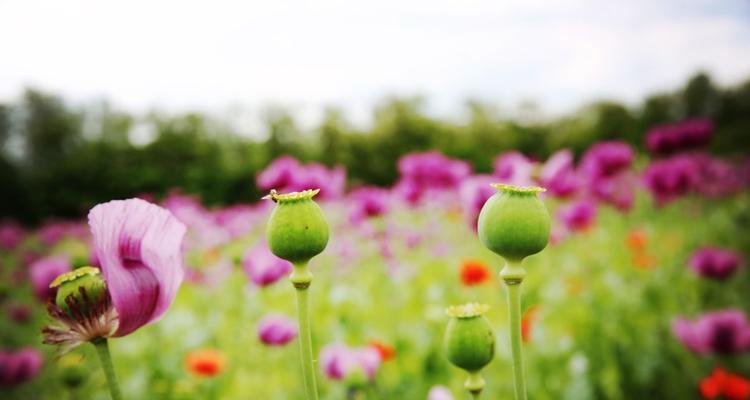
[257,314,298,346]
[88,198,187,337]
[242,242,293,287]
[29,255,71,302]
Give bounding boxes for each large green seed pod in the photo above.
[265,189,329,264]
[477,184,551,262]
[51,266,108,316]
[444,303,495,372]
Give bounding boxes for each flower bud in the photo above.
[477,184,550,262]
[50,267,107,317]
[265,189,329,264]
[444,303,495,372]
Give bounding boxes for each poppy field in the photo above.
[1,121,750,400]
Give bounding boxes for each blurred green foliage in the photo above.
[2,72,750,223]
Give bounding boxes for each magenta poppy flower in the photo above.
[348,186,390,224]
[319,343,382,381]
[428,385,455,400]
[580,141,634,179]
[646,118,713,155]
[0,221,25,251]
[689,247,744,280]
[257,314,298,346]
[256,156,303,193]
[557,199,597,232]
[29,255,71,302]
[493,151,536,187]
[395,151,471,204]
[539,149,580,197]
[242,242,293,287]
[672,309,750,355]
[643,155,701,206]
[257,156,346,200]
[0,348,43,387]
[88,198,187,337]
[459,175,496,230]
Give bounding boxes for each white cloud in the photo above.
[0,0,749,129]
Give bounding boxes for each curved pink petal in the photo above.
[88,198,186,337]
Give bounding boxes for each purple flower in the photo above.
[242,242,292,287]
[428,385,455,400]
[693,154,744,198]
[257,156,346,200]
[646,118,713,155]
[580,141,634,179]
[493,151,536,187]
[38,221,89,246]
[557,199,597,232]
[257,314,298,346]
[348,187,390,224]
[88,198,187,337]
[672,309,750,355]
[6,303,32,324]
[643,155,701,206]
[0,348,43,387]
[539,149,580,197]
[589,171,636,211]
[0,221,25,251]
[459,175,495,230]
[257,156,301,193]
[29,255,71,302]
[689,247,744,280]
[320,343,382,381]
[395,151,471,204]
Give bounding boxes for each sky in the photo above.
[1,0,750,130]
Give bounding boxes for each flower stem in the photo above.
[93,338,123,400]
[292,262,319,400]
[505,281,527,400]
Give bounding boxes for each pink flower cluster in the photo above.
[689,247,744,280]
[0,348,43,387]
[672,309,750,355]
[319,343,382,381]
[646,118,713,155]
[394,151,471,205]
[257,314,298,346]
[257,156,346,200]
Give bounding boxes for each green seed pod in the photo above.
[444,303,495,372]
[50,266,107,316]
[477,184,551,263]
[265,189,329,264]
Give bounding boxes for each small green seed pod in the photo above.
[50,266,107,316]
[444,303,495,372]
[477,184,551,263]
[265,189,329,264]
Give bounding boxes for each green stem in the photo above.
[465,370,485,399]
[505,282,527,400]
[93,338,123,400]
[292,262,319,400]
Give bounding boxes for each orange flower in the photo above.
[521,306,540,343]
[626,229,648,252]
[631,252,656,269]
[369,339,396,362]
[460,259,491,286]
[185,349,226,377]
[700,367,750,400]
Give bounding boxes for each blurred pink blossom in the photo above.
[242,242,292,287]
[257,314,298,346]
[672,309,750,355]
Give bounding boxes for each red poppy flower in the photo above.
[369,340,396,362]
[700,367,750,400]
[460,259,491,286]
[185,349,226,377]
[626,229,648,252]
